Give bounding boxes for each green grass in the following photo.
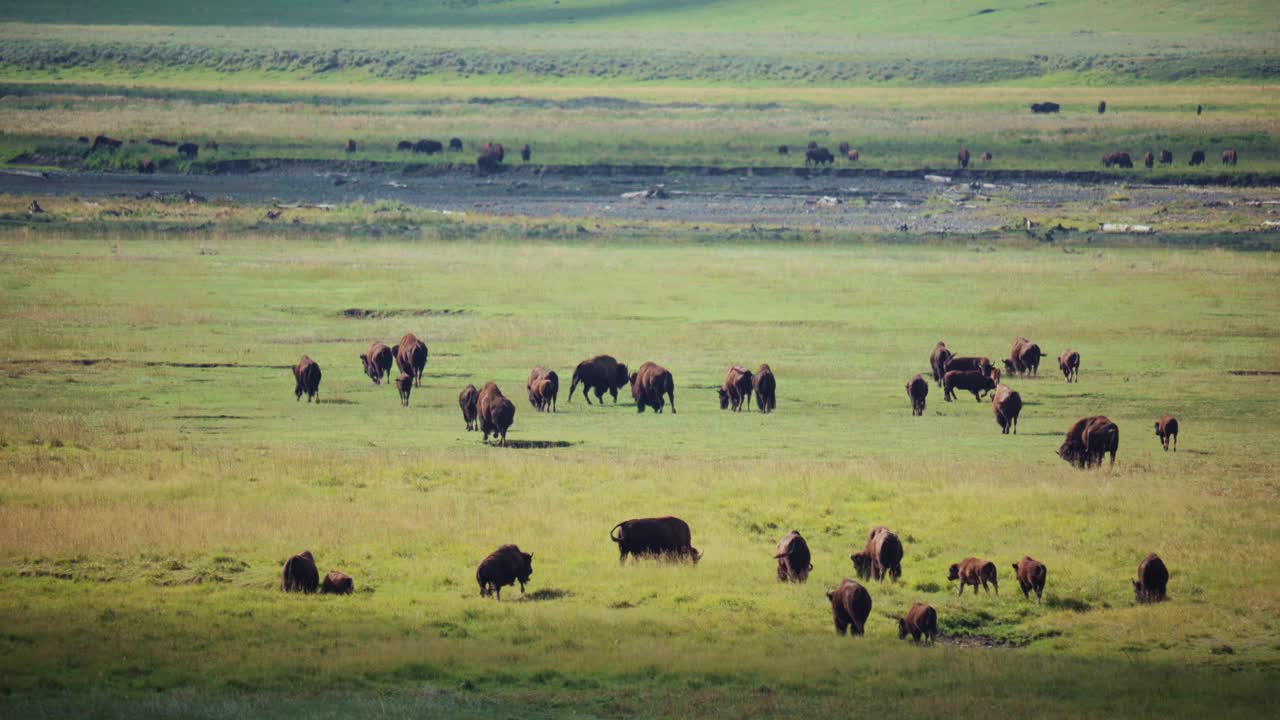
[0,225,1277,717]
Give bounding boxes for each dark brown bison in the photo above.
[630,362,676,414]
[138,157,155,174]
[1030,102,1060,113]
[957,147,971,169]
[718,365,753,412]
[1144,151,1154,169]
[526,366,559,412]
[944,370,996,402]
[177,142,199,159]
[204,140,219,151]
[476,544,534,599]
[483,142,505,162]
[948,557,998,596]
[806,141,819,150]
[1159,149,1173,165]
[981,151,992,163]
[77,136,90,144]
[610,516,701,563]
[826,578,872,636]
[477,382,515,446]
[1012,556,1047,603]
[838,141,850,155]
[991,384,1022,434]
[392,333,428,387]
[1155,414,1178,452]
[322,571,354,595]
[395,373,413,407]
[1004,337,1043,376]
[293,355,322,403]
[850,526,904,581]
[898,602,937,643]
[89,135,123,152]
[345,139,357,153]
[477,149,501,171]
[906,374,928,416]
[1133,553,1169,604]
[777,145,789,155]
[944,355,993,377]
[930,342,954,387]
[359,341,394,385]
[414,139,444,154]
[1222,149,1237,166]
[449,137,463,151]
[146,138,176,147]
[1196,104,1202,115]
[1189,149,1205,166]
[568,355,629,405]
[847,148,859,161]
[805,147,834,166]
[1058,415,1119,468]
[1058,349,1080,382]
[775,530,812,583]
[281,550,319,593]
[1097,100,1107,114]
[396,140,413,151]
[459,383,479,431]
[521,144,531,162]
[753,363,776,413]
[1102,152,1132,169]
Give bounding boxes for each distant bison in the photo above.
[359,341,394,385]
[777,145,790,155]
[930,342,954,387]
[1159,149,1173,165]
[204,140,219,151]
[630,362,676,413]
[1102,151,1132,169]
[944,355,993,377]
[847,148,859,161]
[1133,553,1169,604]
[1222,148,1237,166]
[906,374,928,416]
[521,144,531,162]
[414,139,444,155]
[898,602,937,643]
[526,366,559,412]
[1004,337,1044,376]
[345,139,357,153]
[611,516,701,563]
[753,363,776,413]
[1097,100,1107,114]
[449,137,463,151]
[137,157,155,174]
[943,370,996,402]
[991,384,1022,434]
[805,147,834,166]
[851,526,903,582]
[396,140,413,151]
[1012,556,1047,604]
[1058,349,1080,382]
[1189,149,1205,166]
[281,550,319,593]
[392,333,428,387]
[774,530,812,583]
[89,135,123,152]
[476,544,534,599]
[146,138,176,147]
[826,578,872,636]
[957,147,971,169]
[1155,414,1179,452]
[569,354,629,405]
[1058,415,1119,468]
[948,557,998,596]
[477,382,515,446]
[1144,151,1154,169]
[177,143,199,159]
[718,365,753,412]
[459,383,479,431]
[395,373,413,407]
[981,151,992,163]
[477,149,501,172]
[293,355,322,403]
[838,142,850,155]
[1030,102,1060,114]
[322,571,354,595]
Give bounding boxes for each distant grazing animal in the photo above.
[1012,556,1047,604]
[77,136,89,144]
[1133,553,1169,604]
[146,138,176,147]
[138,157,155,174]
[345,139,357,153]
[521,144,531,162]
[321,571,354,595]
[775,530,813,583]
[1189,149,1205,166]
[569,354,630,405]
[850,526,903,581]
[449,137,463,151]
[753,364,776,413]
[483,142,505,162]
[477,382,515,446]
[359,341,394,385]
[1155,414,1178,452]
[1144,151,1154,169]
[777,145,789,155]
[991,384,1022,434]
[1030,101,1060,114]
[281,551,319,593]
[1159,149,1173,165]
[1196,104,1203,115]
[1222,149,1237,166]
[396,140,413,151]
[826,578,872,636]
[838,142,850,155]
[630,362,676,414]
[906,374,928,416]
[395,373,413,407]
[981,151,992,163]
[807,141,819,150]
[944,370,996,402]
[27,200,42,214]
[526,366,560,412]
[718,366,753,412]
[805,147,834,166]
[944,355,993,377]
[392,333,428,387]
[177,143,198,159]
[930,342,954,387]
[1058,415,1118,468]
[414,139,444,155]
[459,384,479,431]
[476,544,534,599]
[847,149,859,161]
[1097,100,1107,114]
[477,150,501,171]
[1102,151,1132,168]
[292,355,322,403]
[957,147,971,169]
[1004,337,1044,376]
[898,602,937,643]
[610,516,701,563]
[89,135,123,152]
[1058,349,1080,383]
[948,557,998,596]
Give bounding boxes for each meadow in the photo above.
[0,221,1278,717]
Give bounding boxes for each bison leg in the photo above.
[1172,434,1176,452]
[609,387,618,403]
[668,389,676,414]
[834,615,849,636]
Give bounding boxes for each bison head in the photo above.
[718,388,730,409]
[614,364,630,389]
[1132,579,1144,602]
[947,563,961,581]
[850,552,872,579]
[897,618,909,639]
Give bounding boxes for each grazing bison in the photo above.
[476,544,534,600]
[718,365,753,412]
[826,578,872,636]
[293,355,322,403]
[777,145,789,155]
[521,144,531,162]
[526,366,560,412]
[850,526,904,581]
[847,148,859,161]
[805,147,834,166]
[1097,100,1107,114]
[807,141,819,150]
[1004,337,1044,376]
[322,571,354,595]
[477,382,515,446]
[177,143,198,159]
[459,384,479,431]
[359,341,394,385]
[930,342,954,387]
[981,151,992,163]
[395,373,413,407]
[1058,415,1119,468]
[948,557,998,596]
[1144,151,1154,169]
[569,354,630,405]
[630,362,676,414]
[1222,148,1238,166]
[753,363,776,413]
[345,139,357,153]
[138,157,155,174]
[838,141,850,155]
[1012,556,1047,604]
[1058,349,1080,382]
[610,516,701,563]
[957,147,971,169]
[944,370,996,402]
[396,140,413,151]
[906,374,928,416]
[991,384,1022,434]
[1102,151,1133,168]
[1189,149,1206,166]
[944,355,993,377]
[477,147,502,171]
[392,333,428,387]
[1159,149,1173,165]
[898,602,938,643]
[146,138,176,147]
[1133,553,1169,604]
[1155,414,1179,451]
[775,530,812,583]
[204,140,219,151]
[89,135,123,152]
[281,551,319,593]
[77,136,90,144]
[1030,102,1060,114]
[414,139,444,154]
[449,137,463,151]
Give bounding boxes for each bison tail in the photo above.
[609,522,624,543]
[568,369,581,403]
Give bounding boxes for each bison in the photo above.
[1133,553,1169,604]
[1058,415,1119,468]
[359,341,394,385]
[1058,349,1080,382]
[521,144,531,162]
[1189,149,1205,166]
[1144,151,1154,169]
[944,355,993,377]
[991,384,1022,434]
[146,138,176,147]
[1030,102,1060,114]
[293,355,322,403]
[826,578,872,636]
[1159,149,1173,165]
[948,557,998,596]
[459,383,479,431]
[805,147,834,166]
[774,530,812,583]
[850,526,904,582]
[1222,149,1238,166]
[838,141,850,155]
[1012,556,1047,604]
[957,147,971,169]
[898,602,937,643]
[753,363,776,413]
[449,137,463,151]
[89,135,123,153]
[1004,337,1044,376]
[395,373,413,407]
[930,342,954,387]
[413,139,444,154]
[847,148,859,161]
[981,150,992,163]
[1155,414,1179,451]
[392,333,428,387]
[138,157,155,174]
[476,544,534,599]
[630,362,676,414]
[718,366,753,412]
[1097,100,1107,114]
[568,355,629,405]
[281,550,319,593]
[777,145,789,155]
[526,366,560,412]
[1102,151,1133,169]
[477,382,515,446]
[396,140,413,151]
[345,139,357,153]
[610,516,701,563]
[322,571,354,595]
[906,374,928,416]
[177,143,199,159]
[204,140,219,151]
[943,370,996,402]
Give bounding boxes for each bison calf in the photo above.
[476,544,534,600]
[948,557,998,596]
[775,530,812,583]
[281,550,319,593]
[1012,556,1047,603]
[322,571,354,595]
[459,384,479,431]
[395,373,413,407]
[1155,414,1179,451]
[906,374,928,416]
[1058,349,1080,383]
[1133,553,1169,604]
[898,602,938,643]
[827,579,873,636]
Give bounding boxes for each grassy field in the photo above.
[0,220,1277,717]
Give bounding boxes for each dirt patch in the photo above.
[500,440,578,450]
[172,415,250,420]
[1228,370,1280,376]
[340,308,467,319]
[937,633,1023,648]
[520,588,572,602]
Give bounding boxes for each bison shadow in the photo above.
[500,440,578,450]
[520,588,572,602]
[1045,596,1092,612]
[172,414,250,420]
[319,398,358,405]
[1179,448,1211,456]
